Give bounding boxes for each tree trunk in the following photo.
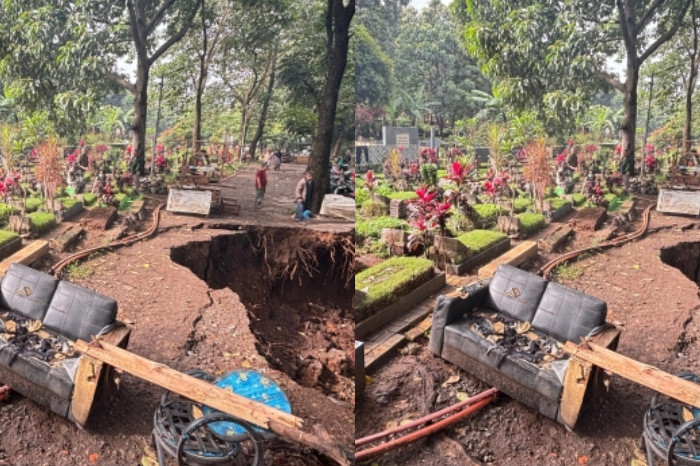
[684,67,698,152]
[309,0,354,213]
[249,52,277,160]
[237,109,249,162]
[620,63,639,177]
[131,64,149,177]
[193,63,206,154]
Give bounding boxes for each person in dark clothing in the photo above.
[254,162,269,208]
[294,169,314,221]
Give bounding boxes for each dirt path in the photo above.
[0,163,354,466]
[357,200,700,466]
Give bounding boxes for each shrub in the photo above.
[472,204,504,224]
[374,184,394,198]
[572,193,586,206]
[513,198,532,213]
[61,198,81,209]
[0,230,19,247]
[361,200,388,217]
[457,229,508,259]
[517,212,545,234]
[550,198,571,210]
[387,191,418,201]
[83,193,97,206]
[28,212,57,234]
[0,203,17,220]
[24,197,43,213]
[355,257,434,321]
[356,216,408,243]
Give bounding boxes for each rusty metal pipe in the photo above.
[355,387,498,447]
[355,396,494,462]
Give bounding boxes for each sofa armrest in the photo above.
[429,279,490,355]
[70,324,131,428]
[558,324,621,429]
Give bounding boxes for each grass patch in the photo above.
[387,191,418,201]
[65,261,94,280]
[24,197,43,213]
[83,192,97,206]
[356,216,408,242]
[28,212,56,234]
[554,262,583,281]
[550,198,571,210]
[437,169,447,178]
[361,200,388,217]
[60,197,81,209]
[572,193,586,206]
[456,229,508,260]
[607,193,631,212]
[0,230,19,248]
[472,204,505,225]
[517,212,545,234]
[513,198,532,213]
[117,193,142,211]
[0,204,18,221]
[355,257,434,322]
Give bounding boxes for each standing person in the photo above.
[294,169,314,221]
[254,162,269,209]
[271,151,281,171]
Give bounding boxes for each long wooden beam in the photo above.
[563,341,700,407]
[74,339,352,466]
[74,338,301,429]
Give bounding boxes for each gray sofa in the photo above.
[0,263,130,426]
[430,264,618,426]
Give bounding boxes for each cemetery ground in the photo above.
[356,195,700,465]
[0,163,355,466]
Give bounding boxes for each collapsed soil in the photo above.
[0,163,354,466]
[357,195,700,465]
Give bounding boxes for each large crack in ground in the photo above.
[170,227,355,403]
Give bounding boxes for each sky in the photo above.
[410,0,450,10]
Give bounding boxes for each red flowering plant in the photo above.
[419,147,438,164]
[406,185,453,264]
[66,148,79,165]
[482,169,510,204]
[155,154,168,173]
[442,159,475,212]
[364,169,377,197]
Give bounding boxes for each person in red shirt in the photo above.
[254,162,269,208]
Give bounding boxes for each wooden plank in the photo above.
[166,188,212,216]
[563,341,700,408]
[74,339,301,430]
[70,326,131,427]
[539,226,573,253]
[477,241,538,279]
[49,225,84,252]
[0,240,49,276]
[405,316,433,341]
[365,333,405,373]
[129,199,145,220]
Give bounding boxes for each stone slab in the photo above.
[657,188,700,216]
[167,188,212,216]
[49,224,84,252]
[539,226,573,252]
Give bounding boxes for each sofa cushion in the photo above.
[444,319,563,402]
[483,265,548,322]
[0,344,74,400]
[0,264,59,321]
[43,281,118,342]
[531,281,607,343]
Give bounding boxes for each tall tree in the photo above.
[461,0,691,172]
[355,24,393,107]
[308,0,355,213]
[110,0,203,176]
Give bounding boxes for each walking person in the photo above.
[294,169,314,221]
[254,162,269,208]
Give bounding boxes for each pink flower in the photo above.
[567,139,574,147]
[615,145,622,154]
[415,186,436,204]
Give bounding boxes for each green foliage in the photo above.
[60,198,81,209]
[457,229,508,259]
[356,24,393,106]
[0,229,19,247]
[356,216,408,243]
[550,198,571,210]
[472,204,504,224]
[554,262,583,281]
[82,193,97,206]
[607,193,631,212]
[420,164,438,187]
[355,257,434,321]
[513,198,532,213]
[361,200,388,217]
[387,191,418,201]
[0,203,18,220]
[24,197,43,213]
[28,212,56,234]
[65,261,94,280]
[355,188,369,206]
[572,193,587,206]
[517,212,545,234]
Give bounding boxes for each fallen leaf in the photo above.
[141,456,158,466]
[365,375,373,385]
[442,374,460,387]
[385,420,398,430]
[89,452,100,464]
[399,418,413,426]
[241,360,252,368]
[578,455,588,465]
[456,392,470,402]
